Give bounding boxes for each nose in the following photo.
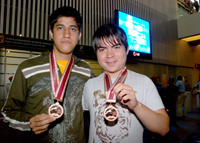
[63,29,70,38]
[106,48,114,58]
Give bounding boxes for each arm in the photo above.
[113,83,169,136]
[2,64,56,133]
[1,65,32,131]
[191,81,199,94]
[132,103,169,136]
[175,89,180,97]
[191,86,196,94]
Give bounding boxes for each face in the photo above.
[96,38,129,78]
[151,78,157,84]
[49,17,81,59]
[168,78,173,85]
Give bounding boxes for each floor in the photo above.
[144,108,200,143]
[0,98,200,143]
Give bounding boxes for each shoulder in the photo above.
[72,55,94,79]
[85,73,104,86]
[17,51,49,71]
[83,73,104,95]
[73,56,91,70]
[127,70,151,82]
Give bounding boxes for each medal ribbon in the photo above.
[50,51,74,102]
[104,67,128,103]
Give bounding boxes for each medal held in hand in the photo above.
[48,51,74,119]
[104,67,128,121]
[48,102,64,119]
[104,101,119,122]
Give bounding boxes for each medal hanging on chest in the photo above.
[103,67,128,121]
[48,51,74,119]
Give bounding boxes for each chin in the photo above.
[105,68,117,73]
[60,50,73,55]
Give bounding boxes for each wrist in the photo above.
[132,100,140,111]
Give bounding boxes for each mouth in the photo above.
[61,41,71,44]
[106,61,116,66]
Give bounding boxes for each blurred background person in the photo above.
[185,79,191,92]
[193,0,199,12]
[191,77,200,94]
[165,76,180,125]
[151,75,166,104]
[151,75,162,87]
[185,0,194,13]
[191,77,200,108]
[176,75,187,118]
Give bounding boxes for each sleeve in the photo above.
[90,70,95,79]
[176,81,179,88]
[1,64,32,131]
[82,81,89,111]
[195,81,200,88]
[144,77,165,111]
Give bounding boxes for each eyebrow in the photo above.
[55,24,64,27]
[97,43,121,49]
[70,25,78,28]
[112,43,121,47]
[55,24,78,28]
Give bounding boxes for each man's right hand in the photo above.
[30,114,56,134]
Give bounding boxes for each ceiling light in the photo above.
[181,35,200,42]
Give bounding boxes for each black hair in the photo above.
[49,6,82,32]
[177,75,182,80]
[168,76,174,83]
[92,23,128,52]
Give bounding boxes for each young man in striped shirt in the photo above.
[2,6,94,143]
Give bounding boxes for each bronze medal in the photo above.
[48,102,64,119]
[104,104,118,122]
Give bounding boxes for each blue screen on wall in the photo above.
[115,10,152,60]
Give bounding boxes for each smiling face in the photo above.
[96,37,129,78]
[49,16,81,60]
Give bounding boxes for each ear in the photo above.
[78,32,82,41]
[49,30,53,40]
[126,46,130,55]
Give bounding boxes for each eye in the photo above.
[114,46,120,49]
[98,48,105,52]
[71,27,77,32]
[57,26,63,30]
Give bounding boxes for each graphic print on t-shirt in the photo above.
[93,90,131,142]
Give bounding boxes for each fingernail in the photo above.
[50,115,56,120]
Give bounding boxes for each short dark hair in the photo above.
[49,6,82,32]
[168,76,174,83]
[92,23,129,52]
[177,75,182,80]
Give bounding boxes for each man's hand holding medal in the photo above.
[30,114,56,134]
[113,83,138,110]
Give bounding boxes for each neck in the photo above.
[53,48,71,61]
[106,67,126,78]
[108,72,121,78]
